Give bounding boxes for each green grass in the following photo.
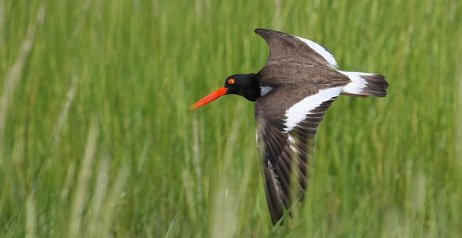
[1,0,461,237]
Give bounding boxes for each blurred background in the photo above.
[1,0,461,237]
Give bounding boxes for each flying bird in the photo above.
[190,28,388,225]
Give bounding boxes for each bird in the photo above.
[190,28,389,225]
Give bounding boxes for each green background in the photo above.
[1,0,461,237]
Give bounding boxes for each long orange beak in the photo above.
[190,87,228,110]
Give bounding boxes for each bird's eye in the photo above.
[227,78,236,85]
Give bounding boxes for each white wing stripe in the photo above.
[283,87,341,132]
[294,36,338,68]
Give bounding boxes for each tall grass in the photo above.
[1,0,461,237]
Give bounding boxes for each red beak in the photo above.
[190,87,228,110]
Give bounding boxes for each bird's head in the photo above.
[190,73,260,110]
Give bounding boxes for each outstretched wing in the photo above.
[255,85,341,224]
[255,28,338,69]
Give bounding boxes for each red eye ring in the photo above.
[227,78,236,85]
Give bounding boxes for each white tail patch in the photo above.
[283,87,341,132]
[340,71,374,95]
[294,36,338,68]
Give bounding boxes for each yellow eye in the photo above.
[227,78,236,85]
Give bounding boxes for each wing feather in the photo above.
[255,28,338,69]
[256,87,339,224]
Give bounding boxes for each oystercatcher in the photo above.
[191,28,388,225]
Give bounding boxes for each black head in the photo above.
[224,73,260,101]
[190,73,260,110]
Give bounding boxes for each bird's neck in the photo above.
[242,73,261,102]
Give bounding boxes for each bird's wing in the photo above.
[255,28,338,69]
[255,85,342,224]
